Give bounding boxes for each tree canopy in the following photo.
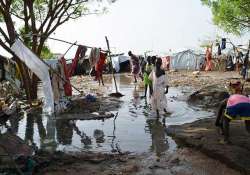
[0,0,116,100]
[0,0,115,55]
[201,0,250,34]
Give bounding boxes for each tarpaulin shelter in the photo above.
[112,55,130,72]
[170,50,204,70]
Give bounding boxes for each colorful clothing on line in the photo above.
[69,45,87,77]
[95,52,106,80]
[59,57,72,96]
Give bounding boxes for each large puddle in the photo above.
[0,74,213,155]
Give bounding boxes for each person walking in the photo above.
[149,58,169,116]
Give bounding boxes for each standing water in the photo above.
[0,74,213,155]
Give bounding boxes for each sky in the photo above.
[3,0,249,58]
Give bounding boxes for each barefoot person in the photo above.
[149,58,169,116]
[128,51,140,83]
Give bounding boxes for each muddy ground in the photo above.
[1,71,248,175]
[40,71,247,175]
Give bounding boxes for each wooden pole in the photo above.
[105,36,118,93]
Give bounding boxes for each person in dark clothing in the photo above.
[241,51,249,79]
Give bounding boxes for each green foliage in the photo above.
[40,45,53,59]
[19,26,53,59]
[201,0,250,34]
[0,0,115,56]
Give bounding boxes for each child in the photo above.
[143,56,153,97]
[149,58,169,116]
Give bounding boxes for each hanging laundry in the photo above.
[11,39,54,114]
[89,47,100,68]
[69,45,87,77]
[95,52,107,82]
[221,38,226,50]
[59,57,72,96]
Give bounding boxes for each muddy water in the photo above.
[1,74,213,154]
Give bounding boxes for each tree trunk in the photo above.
[14,57,33,102]
[30,74,38,99]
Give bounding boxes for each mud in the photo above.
[31,148,240,175]
[187,84,229,108]
[166,118,250,174]
[168,71,242,89]
[0,71,247,174]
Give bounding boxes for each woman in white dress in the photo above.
[149,58,169,116]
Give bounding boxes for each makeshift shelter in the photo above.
[170,50,204,70]
[112,55,130,73]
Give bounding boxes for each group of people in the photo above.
[128,51,169,116]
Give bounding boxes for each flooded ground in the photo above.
[1,74,213,155]
[1,72,245,175]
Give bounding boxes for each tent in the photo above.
[112,55,130,72]
[170,50,204,70]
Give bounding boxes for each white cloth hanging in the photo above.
[11,39,54,114]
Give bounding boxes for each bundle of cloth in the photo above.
[225,94,250,120]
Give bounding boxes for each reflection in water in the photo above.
[25,114,34,143]
[25,113,46,146]
[56,119,73,145]
[0,74,213,153]
[147,119,168,157]
[129,85,141,118]
[8,114,20,134]
[36,114,46,141]
[94,129,105,144]
[42,115,56,152]
[72,121,92,147]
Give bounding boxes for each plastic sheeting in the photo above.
[170,50,204,70]
[11,39,54,114]
[112,55,130,72]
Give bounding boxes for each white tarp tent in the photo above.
[112,55,130,72]
[11,39,54,114]
[170,50,204,70]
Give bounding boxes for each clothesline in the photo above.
[15,36,82,94]
[29,33,110,53]
[210,38,250,52]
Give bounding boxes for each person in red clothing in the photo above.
[95,51,107,86]
[205,47,213,71]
